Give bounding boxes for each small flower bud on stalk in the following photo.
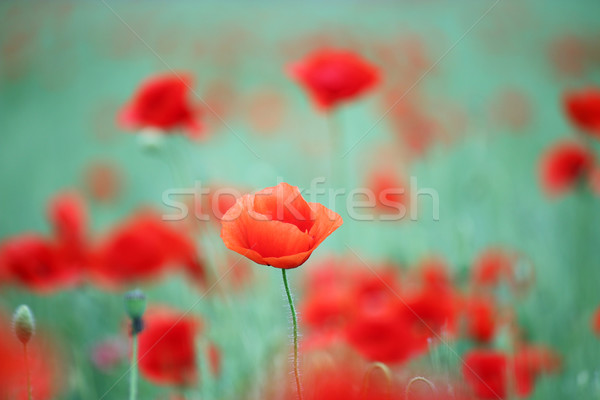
[13,305,35,345]
[125,289,147,334]
[124,289,146,400]
[13,305,35,400]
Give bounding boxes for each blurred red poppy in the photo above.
[564,87,600,138]
[85,162,122,203]
[301,258,358,331]
[208,342,221,377]
[48,192,89,270]
[287,49,380,111]
[463,296,497,343]
[368,169,407,215]
[539,140,594,196]
[118,73,203,138]
[463,347,559,399]
[514,345,561,377]
[91,213,205,287]
[0,314,63,400]
[279,355,394,400]
[0,234,80,293]
[593,306,600,335]
[221,182,342,269]
[345,296,423,363]
[137,307,199,386]
[301,258,457,364]
[462,350,513,399]
[345,261,457,364]
[471,248,516,287]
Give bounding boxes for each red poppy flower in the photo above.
[368,169,407,215]
[563,87,600,137]
[220,182,343,269]
[48,192,89,269]
[0,314,63,400]
[549,36,587,78]
[301,259,359,330]
[91,213,205,287]
[346,299,422,364]
[85,162,121,203]
[287,49,380,111]
[462,350,511,399]
[472,248,516,287]
[514,345,561,377]
[279,355,393,400]
[345,270,431,364]
[0,234,79,293]
[48,192,87,245]
[463,296,497,343]
[592,306,600,335]
[539,140,594,196]
[301,258,457,364]
[137,307,199,386]
[463,348,553,399]
[208,342,221,377]
[118,73,203,138]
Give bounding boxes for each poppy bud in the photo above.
[125,289,146,335]
[125,289,147,320]
[13,305,35,345]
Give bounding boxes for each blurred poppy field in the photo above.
[1,2,600,400]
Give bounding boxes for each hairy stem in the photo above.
[129,334,139,400]
[23,344,32,400]
[282,269,303,400]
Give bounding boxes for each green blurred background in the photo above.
[1,1,600,399]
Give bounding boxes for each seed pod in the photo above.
[13,305,35,345]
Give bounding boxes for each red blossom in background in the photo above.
[91,213,205,287]
[539,140,594,196]
[301,258,458,364]
[0,234,80,293]
[564,87,600,138]
[591,306,600,335]
[0,314,63,400]
[490,89,532,131]
[463,296,497,343]
[463,347,560,399]
[221,183,343,269]
[280,356,395,400]
[48,192,89,272]
[118,73,204,138]
[0,191,90,292]
[84,162,122,203]
[368,169,407,214]
[301,258,360,332]
[287,49,380,111]
[137,307,199,386]
[471,248,517,288]
[549,36,587,78]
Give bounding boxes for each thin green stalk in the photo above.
[129,334,139,400]
[281,269,303,400]
[23,344,32,400]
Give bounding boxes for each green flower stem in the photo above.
[23,344,32,400]
[129,334,139,400]
[282,269,303,400]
